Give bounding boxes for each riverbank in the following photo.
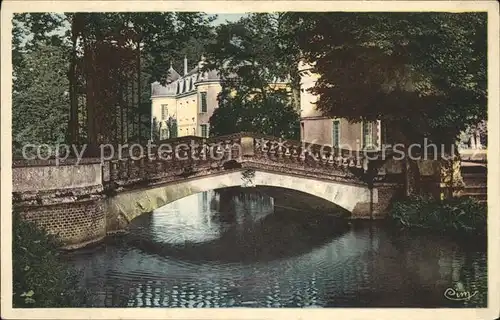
[389,196,487,241]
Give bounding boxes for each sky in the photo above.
[18,13,249,46]
[211,13,248,25]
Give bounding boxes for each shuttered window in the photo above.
[200,124,208,138]
[200,92,207,113]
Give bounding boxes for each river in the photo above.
[64,187,487,308]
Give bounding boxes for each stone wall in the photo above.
[301,117,333,145]
[301,119,382,150]
[12,159,105,249]
[12,159,102,193]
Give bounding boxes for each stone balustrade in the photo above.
[106,132,372,191]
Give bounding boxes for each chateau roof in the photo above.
[166,66,181,83]
[151,65,222,98]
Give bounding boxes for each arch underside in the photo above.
[105,170,375,232]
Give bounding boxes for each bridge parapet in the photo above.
[250,133,364,167]
[105,132,375,191]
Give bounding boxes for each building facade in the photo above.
[151,57,221,139]
[152,58,383,148]
[298,61,381,150]
[151,58,291,140]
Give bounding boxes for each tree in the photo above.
[205,13,301,139]
[166,116,178,139]
[12,13,70,156]
[13,12,217,150]
[291,12,487,195]
[12,43,70,157]
[13,214,88,307]
[67,12,216,146]
[293,12,486,146]
[211,86,300,139]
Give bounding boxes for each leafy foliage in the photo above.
[12,43,70,157]
[205,13,301,139]
[390,196,486,237]
[210,87,300,139]
[12,12,217,151]
[12,214,88,307]
[12,13,67,63]
[292,12,487,146]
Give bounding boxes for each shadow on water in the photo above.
[62,187,487,308]
[125,187,350,263]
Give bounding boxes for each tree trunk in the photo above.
[136,40,142,143]
[388,121,421,198]
[68,15,79,145]
[84,38,98,147]
[126,74,130,142]
[131,73,135,142]
[405,156,421,197]
[119,70,124,144]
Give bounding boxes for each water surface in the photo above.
[65,188,487,308]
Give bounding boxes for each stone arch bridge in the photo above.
[12,132,426,249]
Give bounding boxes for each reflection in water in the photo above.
[65,188,487,308]
[129,189,276,246]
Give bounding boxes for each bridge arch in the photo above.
[104,169,375,233]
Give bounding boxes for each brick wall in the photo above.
[15,199,106,249]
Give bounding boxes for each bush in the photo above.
[389,196,486,237]
[12,214,88,307]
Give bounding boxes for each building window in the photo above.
[200,92,207,113]
[200,124,208,138]
[332,120,340,147]
[362,121,373,149]
[161,104,168,120]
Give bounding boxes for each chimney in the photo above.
[184,56,188,75]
